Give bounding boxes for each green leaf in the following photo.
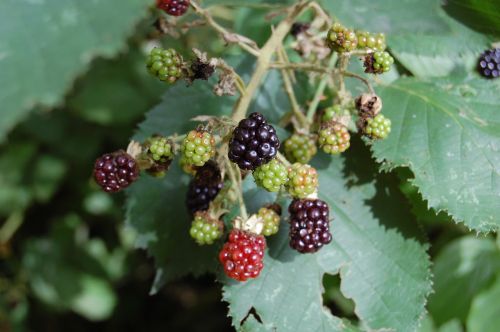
[0,0,149,141]
[389,16,493,78]
[223,156,431,331]
[320,0,448,34]
[372,76,500,232]
[443,0,500,37]
[428,236,500,325]
[467,277,500,332]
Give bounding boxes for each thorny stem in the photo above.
[190,1,261,57]
[277,152,292,167]
[276,46,309,131]
[231,0,311,122]
[306,52,337,122]
[225,159,248,220]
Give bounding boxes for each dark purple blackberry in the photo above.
[94,151,139,193]
[288,198,332,253]
[478,48,500,79]
[228,112,280,171]
[186,161,224,214]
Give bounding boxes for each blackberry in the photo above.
[364,114,391,139]
[356,31,386,51]
[478,48,500,79]
[326,23,357,53]
[181,129,215,167]
[228,112,280,171]
[146,136,174,177]
[186,161,223,214]
[156,0,190,16]
[258,207,281,236]
[318,123,350,154]
[284,134,317,164]
[364,51,394,74]
[288,198,332,253]
[322,105,349,123]
[189,212,223,245]
[286,163,318,198]
[146,47,183,84]
[252,159,288,192]
[219,229,266,281]
[94,151,139,193]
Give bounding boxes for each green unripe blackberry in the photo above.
[356,31,386,51]
[284,134,317,164]
[322,105,350,123]
[189,212,223,245]
[364,51,394,74]
[258,207,281,236]
[286,163,318,198]
[148,136,173,162]
[318,123,350,154]
[146,47,183,84]
[181,129,215,167]
[253,159,288,192]
[326,23,358,53]
[364,114,391,139]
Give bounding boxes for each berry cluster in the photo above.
[253,159,288,192]
[156,0,190,17]
[478,48,500,79]
[286,163,318,198]
[364,114,392,139]
[186,161,223,214]
[326,23,357,52]
[94,151,139,193]
[322,104,350,123]
[181,129,215,167]
[284,134,317,164]
[289,198,332,253]
[318,123,350,154]
[258,206,281,236]
[189,212,223,245]
[364,51,394,74]
[146,47,184,84]
[219,230,266,281]
[228,112,280,170]
[356,31,386,51]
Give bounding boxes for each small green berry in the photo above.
[181,130,215,167]
[258,207,281,236]
[286,163,318,198]
[189,212,223,245]
[318,123,350,154]
[284,134,317,164]
[148,136,173,162]
[364,114,391,139]
[146,47,183,84]
[364,51,394,74]
[322,105,351,123]
[356,31,386,51]
[253,159,288,192]
[326,23,358,53]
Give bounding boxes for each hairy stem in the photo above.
[231,0,311,122]
[225,159,248,220]
[306,53,337,122]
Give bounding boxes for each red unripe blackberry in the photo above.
[94,151,139,193]
[186,161,223,214]
[478,48,500,79]
[288,198,332,254]
[156,0,190,16]
[219,229,266,282]
[228,112,280,171]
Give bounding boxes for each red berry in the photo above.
[156,0,190,17]
[219,230,266,282]
[93,151,139,193]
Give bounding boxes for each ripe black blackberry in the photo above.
[228,112,280,170]
[186,161,223,214]
[478,48,500,79]
[288,198,332,254]
[94,151,139,193]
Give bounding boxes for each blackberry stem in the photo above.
[306,52,338,122]
[276,152,292,167]
[225,159,248,220]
